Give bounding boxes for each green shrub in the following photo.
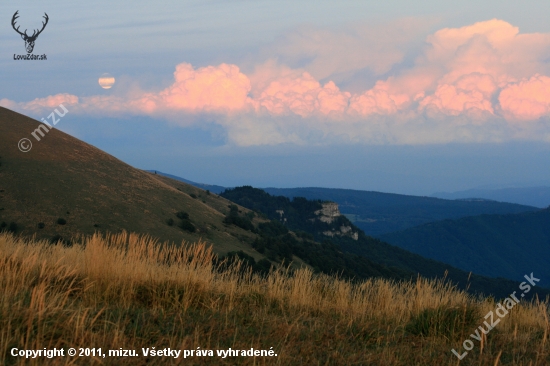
[8,222,17,233]
[0,222,18,233]
[217,251,272,275]
[189,193,198,199]
[228,204,239,215]
[223,215,255,232]
[166,218,174,226]
[255,258,272,274]
[176,211,189,220]
[57,218,67,225]
[50,235,72,247]
[38,222,45,229]
[179,220,196,233]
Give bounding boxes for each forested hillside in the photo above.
[263,187,537,236]
[221,187,550,298]
[381,208,550,284]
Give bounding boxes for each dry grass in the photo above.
[0,232,548,365]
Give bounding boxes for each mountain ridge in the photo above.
[141,173,538,236]
[432,186,550,208]
[380,207,550,283]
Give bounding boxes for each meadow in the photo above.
[0,232,548,365]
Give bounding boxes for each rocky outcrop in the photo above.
[315,202,359,240]
[314,202,340,223]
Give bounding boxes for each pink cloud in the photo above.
[499,75,550,120]
[136,63,252,114]
[419,74,497,116]
[255,72,350,117]
[5,19,550,145]
[20,94,79,113]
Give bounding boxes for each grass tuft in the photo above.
[405,304,480,340]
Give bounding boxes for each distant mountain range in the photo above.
[380,208,550,283]
[220,186,550,295]
[432,186,550,208]
[146,175,538,237]
[263,187,537,237]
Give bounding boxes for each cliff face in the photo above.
[314,202,340,223]
[314,202,359,240]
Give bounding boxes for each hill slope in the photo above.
[380,208,550,282]
[0,107,260,257]
[146,170,227,194]
[263,187,537,236]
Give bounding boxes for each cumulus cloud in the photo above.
[259,18,436,82]
[499,75,550,120]
[137,63,252,114]
[5,19,550,145]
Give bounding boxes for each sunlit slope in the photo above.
[0,107,259,256]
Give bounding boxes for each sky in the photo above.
[3,0,550,195]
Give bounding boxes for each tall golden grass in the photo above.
[0,232,548,365]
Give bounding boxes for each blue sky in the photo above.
[3,1,550,195]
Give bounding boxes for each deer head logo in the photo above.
[12,11,49,54]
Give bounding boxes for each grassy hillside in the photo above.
[380,208,550,284]
[0,107,263,258]
[2,232,549,365]
[220,187,550,299]
[263,187,537,236]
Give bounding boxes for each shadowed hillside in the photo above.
[220,186,550,299]
[0,107,261,257]
[381,208,550,284]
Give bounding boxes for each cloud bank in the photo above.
[4,19,550,146]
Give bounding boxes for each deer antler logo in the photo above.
[12,11,49,54]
